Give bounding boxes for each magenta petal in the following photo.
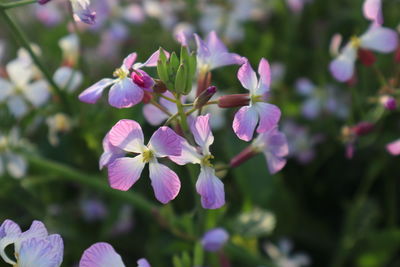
[190,114,214,151]
[148,126,182,157]
[108,119,144,153]
[108,78,144,108]
[363,0,383,25]
[265,152,287,174]
[79,78,114,104]
[123,52,137,69]
[99,133,125,170]
[143,104,168,126]
[79,242,125,267]
[196,166,225,209]
[108,156,145,191]
[361,26,398,53]
[233,106,258,141]
[141,50,163,67]
[255,103,281,133]
[256,58,271,95]
[149,162,180,204]
[237,60,257,91]
[386,139,400,156]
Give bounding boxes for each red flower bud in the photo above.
[142,91,152,104]
[230,146,257,168]
[196,71,212,96]
[153,79,168,94]
[218,94,250,108]
[358,49,376,66]
[352,122,374,136]
[194,86,217,109]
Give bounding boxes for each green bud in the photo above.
[175,64,187,94]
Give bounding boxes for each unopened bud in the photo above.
[194,86,217,109]
[230,146,257,168]
[153,79,168,93]
[380,95,397,110]
[218,94,250,108]
[352,122,374,136]
[196,71,212,96]
[38,0,51,4]
[358,49,376,66]
[395,46,400,63]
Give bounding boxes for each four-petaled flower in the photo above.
[233,58,281,141]
[106,119,182,204]
[170,114,225,209]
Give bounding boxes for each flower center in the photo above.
[250,94,263,104]
[350,36,361,49]
[142,149,154,163]
[201,154,214,167]
[113,68,128,79]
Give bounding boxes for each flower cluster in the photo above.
[79,31,289,209]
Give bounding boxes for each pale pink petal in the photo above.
[108,119,144,153]
[237,60,257,91]
[122,52,137,69]
[108,78,144,108]
[137,258,151,267]
[363,0,383,25]
[360,26,398,53]
[79,242,125,267]
[148,126,182,157]
[264,152,287,174]
[386,139,400,156]
[169,139,202,165]
[329,44,357,82]
[79,78,115,104]
[107,156,145,191]
[267,130,289,158]
[196,166,225,209]
[143,104,169,126]
[256,58,271,95]
[255,103,281,133]
[233,106,258,141]
[205,31,228,54]
[149,162,180,204]
[190,114,214,153]
[134,49,169,69]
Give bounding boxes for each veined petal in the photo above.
[255,103,281,134]
[148,126,182,157]
[108,119,144,153]
[190,114,214,154]
[79,242,125,267]
[233,106,258,141]
[108,78,144,108]
[143,104,169,126]
[99,132,125,170]
[149,162,180,204]
[264,152,287,174]
[0,78,12,101]
[196,166,225,209]
[237,60,257,91]
[18,238,61,267]
[363,0,383,25]
[23,80,50,107]
[0,220,21,238]
[7,95,28,118]
[46,234,63,267]
[79,78,115,104]
[122,52,137,70]
[360,26,398,53]
[329,44,356,82]
[107,156,145,191]
[137,258,151,267]
[255,58,271,96]
[169,138,202,165]
[386,139,400,156]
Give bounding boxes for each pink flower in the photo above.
[251,127,289,174]
[105,119,182,204]
[386,139,400,156]
[329,25,398,82]
[201,228,229,252]
[79,51,161,108]
[363,0,383,25]
[232,58,281,141]
[170,114,225,209]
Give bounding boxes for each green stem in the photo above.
[159,93,176,103]
[175,93,190,134]
[0,0,36,9]
[150,99,172,116]
[0,8,70,112]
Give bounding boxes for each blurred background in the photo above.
[1,0,400,266]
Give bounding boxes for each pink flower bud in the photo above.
[194,86,217,109]
[196,71,212,96]
[380,95,397,110]
[218,94,250,108]
[153,79,167,94]
[230,146,257,168]
[352,122,374,136]
[358,49,376,66]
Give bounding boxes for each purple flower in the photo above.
[106,119,182,204]
[194,31,244,73]
[201,228,229,252]
[251,126,289,174]
[386,139,400,156]
[0,220,63,267]
[99,132,125,170]
[363,0,383,25]
[329,25,398,82]
[380,95,397,110]
[233,58,281,141]
[79,242,151,267]
[170,114,225,209]
[79,51,161,108]
[71,0,96,25]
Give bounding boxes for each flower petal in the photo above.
[237,60,257,91]
[107,156,145,191]
[6,58,32,87]
[190,114,214,154]
[196,166,225,209]
[18,238,61,267]
[149,162,180,204]
[169,138,202,165]
[360,26,398,53]
[205,31,228,54]
[5,152,27,179]
[108,78,144,108]
[143,104,169,126]
[79,242,125,267]
[256,58,271,95]
[255,103,281,133]
[329,44,356,82]
[79,78,115,104]
[46,234,63,267]
[363,0,383,25]
[23,80,50,107]
[201,228,229,252]
[53,67,83,93]
[71,0,96,25]
[148,126,182,157]
[0,220,21,239]
[108,119,144,153]
[0,78,12,101]
[99,133,125,170]
[122,52,137,69]
[233,106,258,141]
[137,258,151,267]
[386,139,400,156]
[264,152,287,174]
